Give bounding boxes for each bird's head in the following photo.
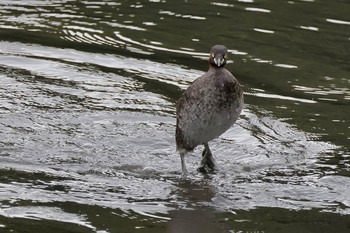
[209,45,228,68]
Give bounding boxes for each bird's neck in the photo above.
[208,63,224,70]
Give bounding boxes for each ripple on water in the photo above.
[0,0,350,230]
[0,37,348,216]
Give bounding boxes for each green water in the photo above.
[0,0,349,232]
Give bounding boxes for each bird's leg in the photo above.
[180,151,188,179]
[204,143,216,170]
[198,143,216,173]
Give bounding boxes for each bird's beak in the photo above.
[214,56,224,67]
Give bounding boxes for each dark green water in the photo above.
[0,0,349,232]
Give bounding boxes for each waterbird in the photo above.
[176,45,244,178]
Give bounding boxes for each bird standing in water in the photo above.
[176,45,243,178]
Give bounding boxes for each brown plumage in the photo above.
[176,45,244,178]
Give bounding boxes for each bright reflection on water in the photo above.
[0,0,349,232]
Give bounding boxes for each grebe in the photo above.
[176,45,243,178]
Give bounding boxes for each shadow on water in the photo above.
[166,178,223,233]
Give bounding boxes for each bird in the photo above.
[175,45,243,178]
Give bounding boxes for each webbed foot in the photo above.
[198,143,216,173]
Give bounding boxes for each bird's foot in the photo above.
[197,157,216,174]
[197,164,216,174]
[198,144,216,173]
[197,165,207,173]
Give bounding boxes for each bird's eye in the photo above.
[224,54,228,59]
[211,53,215,57]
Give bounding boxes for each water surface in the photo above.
[0,0,349,232]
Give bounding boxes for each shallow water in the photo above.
[0,0,349,232]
